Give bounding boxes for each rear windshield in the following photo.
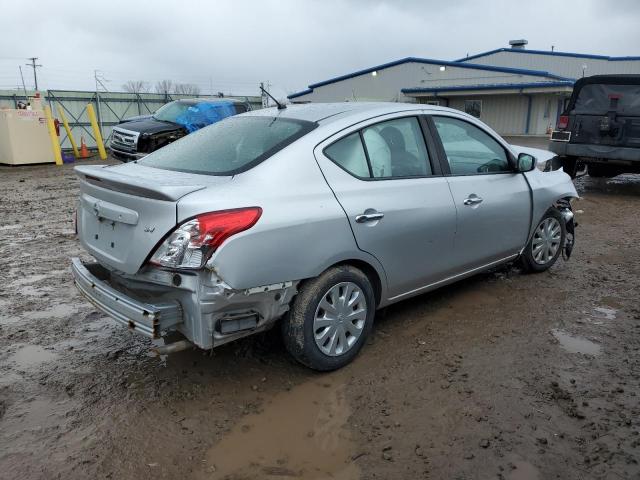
[573,84,640,115]
[139,116,316,175]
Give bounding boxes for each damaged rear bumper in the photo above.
[71,257,298,350]
[71,258,182,338]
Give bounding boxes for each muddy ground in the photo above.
[0,157,639,480]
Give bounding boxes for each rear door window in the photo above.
[139,116,316,175]
[324,116,433,179]
[324,132,370,178]
[362,117,432,178]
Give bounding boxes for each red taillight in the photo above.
[557,115,569,130]
[196,208,263,251]
[149,207,262,269]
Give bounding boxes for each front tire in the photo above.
[561,156,580,179]
[521,209,566,273]
[282,265,375,371]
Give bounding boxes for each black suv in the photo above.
[550,75,640,178]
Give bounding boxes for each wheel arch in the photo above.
[523,167,579,243]
[333,259,384,308]
[309,253,388,309]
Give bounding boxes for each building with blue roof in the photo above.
[288,40,640,136]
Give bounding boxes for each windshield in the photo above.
[139,116,317,175]
[153,101,192,123]
[573,84,640,116]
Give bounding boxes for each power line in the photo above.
[26,57,42,90]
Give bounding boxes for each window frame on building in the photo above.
[464,99,482,119]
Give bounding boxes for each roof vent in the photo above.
[509,39,528,49]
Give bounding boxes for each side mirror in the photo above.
[516,152,536,172]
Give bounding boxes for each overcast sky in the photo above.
[1,0,638,98]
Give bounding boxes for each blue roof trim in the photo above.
[287,57,572,99]
[457,48,640,63]
[288,88,312,99]
[401,81,575,95]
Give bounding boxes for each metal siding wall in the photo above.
[291,62,559,103]
[444,95,528,135]
[463,51,640,79]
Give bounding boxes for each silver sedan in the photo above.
[71,102,578,370]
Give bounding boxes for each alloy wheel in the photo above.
[313,282,367,356]
[532,217,562,265]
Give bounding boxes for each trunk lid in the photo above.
[75,163,230,274]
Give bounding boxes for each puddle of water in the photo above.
[551,329,601,356]
[1,396,86,462]
[17,285,46,296]
[9,345,58,369]
[594,306,617,320]
[507,459,540,480]
[203,376,359,479]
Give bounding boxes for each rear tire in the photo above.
[521,208,566,273]
[282,265,375,371]
[587,164,618,178]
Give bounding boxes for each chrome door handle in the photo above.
[355,212,385,223]
[463,196,483,206]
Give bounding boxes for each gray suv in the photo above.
[550,75,640,178]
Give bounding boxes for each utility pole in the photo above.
[26,57,42,91]
[94,70,109,137]
[18,66,28,101]
[260,82,268,108]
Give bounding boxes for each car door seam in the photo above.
[311,148,391,286]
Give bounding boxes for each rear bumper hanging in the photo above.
[71,257,183,338]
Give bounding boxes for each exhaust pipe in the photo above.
[152,339,193,355]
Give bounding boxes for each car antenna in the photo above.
[260,84,286,110]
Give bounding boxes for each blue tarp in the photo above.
[174,101,238,133]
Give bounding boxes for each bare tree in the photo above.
[155,79,174,95]
[174,83,201,96]
[121,80,150,93]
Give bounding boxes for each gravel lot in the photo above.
[0,158,639,479]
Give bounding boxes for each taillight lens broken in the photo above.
[149,207,262,269]
[557,115,569,130]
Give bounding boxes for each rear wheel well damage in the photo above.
[331,260,383,308]
[294,260,383,309]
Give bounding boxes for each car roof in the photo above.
[242,102,448,125]
[572,74,640,89]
